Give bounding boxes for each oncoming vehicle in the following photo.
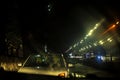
[18,54,68,78]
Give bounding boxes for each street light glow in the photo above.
[73,44,77,48]
[84,36,87,39]
[87,29,94,36]
[80,40,83,43]
[116,21,119,24]
[99,40,104,45]
[107,38,112,42]
[69,46,72,49]
[94,43,97,46]
[89,45,92,48]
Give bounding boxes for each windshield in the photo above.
[24,54,66,69]
[0,0,120,79]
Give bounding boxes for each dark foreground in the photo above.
[0,69,120,80]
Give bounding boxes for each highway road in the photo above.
[68,63,119,78]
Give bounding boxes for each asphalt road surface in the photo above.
[69,63,119,78]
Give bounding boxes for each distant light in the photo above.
[111,24,116,29]
[81,48,83,51]
[86,46,88,49]
[89,45,92,48]
[101,56,104,60]
[37,66,40,69]
[97,56,104,61]
[116,21,119,24]
[80,40,83,43]
[69,46,72,50]
[90,30,94,33]
[83,47,86,50]
[95,23,99,26]
[84,36,87,39]
[18,63,22,67]
[109,40,112,42]
[69,53,72,56]
[48,9,51,11]
[93,43,97,46]
[42,59,45,62]
[99,40,104,45]
[87,29,94,36]
[94,26,97,30]
[107,38,112,42]
[97,56,101,59]
[94,24,99,30]
[73,44,77,48]
[76,74,79,77]
[48,4,50,8]
[35,55,41,57]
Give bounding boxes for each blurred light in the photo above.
[94,26,97,30]
[95,23,99,26]
[18,63,22,67]
[111,24,116,29]
[86,46,88,49]
[71,73,74,77]
[84,36,87,39]
[116,21,119,24]
[93,43,97,46]
[69,53,72,56]
[107,38,112,42]
[81,48,83,51]
[76,73,79,77]
[97,56,104,61]
[90,30,93,33]
[48,9,51,11]
[73,44,77,48]
[70,46,72,49]
[99,40,104,45]
[87,29,94,36]
[48,4,50,8]
[102,24,116,35]
[42,59,45,62]
[35,55,41,57]
[89,45,92,48]
[80,40,83,43]
[67,69,70,72]
[36,66,40,69]
[91,53,94,57]
[97,56,101,59]
[68,64,74,67]
[81,75,86,78]
[101,56,104,60]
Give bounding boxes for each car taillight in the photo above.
[58,72,65,78]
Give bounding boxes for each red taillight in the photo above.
[58,72,65,78]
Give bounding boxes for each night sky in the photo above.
[7,0,120,53]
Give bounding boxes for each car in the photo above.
[18,54,68,78]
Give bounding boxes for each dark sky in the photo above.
[7,0,120,53]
